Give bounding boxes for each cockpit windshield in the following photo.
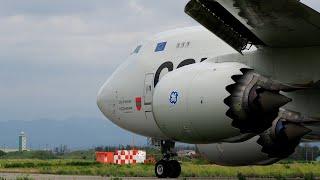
[132,45,142,54]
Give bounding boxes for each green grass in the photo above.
[0,159,319,178]
[0,151,56,160]
[0,150,97,160]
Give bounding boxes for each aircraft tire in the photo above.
[155,160,169,178]
[168,160,181,178]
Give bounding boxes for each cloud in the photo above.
[2,0,319,121]
[0,0,195,121]
[128,0,151,15]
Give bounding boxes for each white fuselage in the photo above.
[97,26,236,139]
[97,26,320,143]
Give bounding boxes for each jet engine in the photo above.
[152,62,295,143]
[257,109,313,158]
[197,109,313,166]
[196,136,280,166]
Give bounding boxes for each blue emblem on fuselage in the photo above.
[155,42,167,52]
[169,91,179,105]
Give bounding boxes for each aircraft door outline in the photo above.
[144,73,154,106]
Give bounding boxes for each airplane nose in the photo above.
[97,82,114,119]
[97,87,104,113]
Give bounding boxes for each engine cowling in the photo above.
[153,62,293,143]
[196,136,280,166]
[197,111,313,166]
[153,62,245,143]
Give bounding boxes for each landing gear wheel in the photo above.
[155,160,169,178]
[155,140,180,178]
[168,160,181,178]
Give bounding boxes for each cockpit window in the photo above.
[132,45,142,54]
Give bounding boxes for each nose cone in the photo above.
[97,87,104,113]
[97,81,114,120]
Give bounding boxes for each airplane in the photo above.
[97,0,320,178]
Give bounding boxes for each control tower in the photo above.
[19,132,27,152]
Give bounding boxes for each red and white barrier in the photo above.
[113,150,146,165]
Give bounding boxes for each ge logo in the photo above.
[169,91,179,105]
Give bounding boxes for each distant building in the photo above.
[177,150,196,157]
[0,148,18,153]
[19,132,27,151]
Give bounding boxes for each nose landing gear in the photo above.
[155,159,181,178]
[155,140,181,178]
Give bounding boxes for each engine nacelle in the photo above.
[198,113,312,166]
[197,136,280,166]
[257,109,312,158]
[153,62,293,144]
[153,62,246,143]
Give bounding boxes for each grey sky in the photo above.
[0,0,195,121]
[1,0,320,121]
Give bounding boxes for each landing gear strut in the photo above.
[155,140,181,178]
